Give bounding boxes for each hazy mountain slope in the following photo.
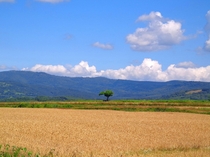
[0,71,210,100]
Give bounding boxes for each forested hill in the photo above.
[0,71,210,101]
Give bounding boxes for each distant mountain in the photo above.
[0,70,210,101]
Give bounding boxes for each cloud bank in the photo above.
[126,11,186,52]
[93,42,113,50]
[22,59,210,82]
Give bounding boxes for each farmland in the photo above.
[0,100,210,156]
[0,100,210,115]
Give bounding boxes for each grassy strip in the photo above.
[0,100,210,115]
[0,144,57,157]
[0,144,37,157]
[1,144,209,157]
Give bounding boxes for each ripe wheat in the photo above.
[0,108,210,156]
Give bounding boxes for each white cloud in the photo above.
[23,61,98,77]
[23,59,210,82]
[93,42,113,50]
[69,61,97,77]
[102,59,210,81]
[0,0,14,2]
[126,11,186,52]
[175,61,196,68]
[36,0,69,3]
[165,64,210,82]
[23,64,67,75]
[136,11,162,22]
[98,59,165,81]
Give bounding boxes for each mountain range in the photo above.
[0,71,210,101]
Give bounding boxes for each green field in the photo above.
[1,100,210,115]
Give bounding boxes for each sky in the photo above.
[1,0,210,82]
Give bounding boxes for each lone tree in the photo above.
[99,90,113,101]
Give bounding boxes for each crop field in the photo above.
[0,106,210,156]
[0,100,210,115]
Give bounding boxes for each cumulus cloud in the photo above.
[23,64,67,75]
[103,60,210,81]
[0,0,14,2]
[165,64,210,82]
[69,61,97,77]
[92,42,113,50]
[98,59,165,81]
[23,61,98,77]
[126,11,186,52]
[175,61,196,68]
[23,59,210,82]
[136,11,163,22]
[36,0,69,3]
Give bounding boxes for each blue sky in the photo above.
[1,0,210,81]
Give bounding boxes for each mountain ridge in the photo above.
[0,70,210,100]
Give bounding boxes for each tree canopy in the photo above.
[99,90,113,101]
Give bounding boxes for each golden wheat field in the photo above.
[0,108,210,157]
